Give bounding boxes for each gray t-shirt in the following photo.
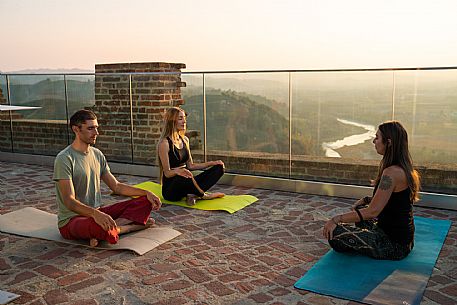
[53,145,110,227]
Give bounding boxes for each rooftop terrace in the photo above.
[1,63,457,304]
[1,161,457,305]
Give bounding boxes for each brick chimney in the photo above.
[93,62,186,164]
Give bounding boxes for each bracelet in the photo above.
[355,208,364,222]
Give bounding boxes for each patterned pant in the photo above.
[329,220,413,260]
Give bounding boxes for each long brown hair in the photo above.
[157,107,187,181]
[374,121,420,202]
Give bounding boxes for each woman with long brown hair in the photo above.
[157,107,225,205]
[322,121,420,260]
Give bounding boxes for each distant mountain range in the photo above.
[0,68,93,74]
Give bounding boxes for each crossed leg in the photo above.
[89,217,155,247]
[60,196,154,246]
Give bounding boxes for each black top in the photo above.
[163,136,189,181]
[376,187,415,245]
[166,136,189,168]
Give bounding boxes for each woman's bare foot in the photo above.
[89,238,99,247]
[202,192,225,200]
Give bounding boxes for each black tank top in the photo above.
[376,187,414,245]
[164,136,189,172]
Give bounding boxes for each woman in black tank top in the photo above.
[157,107,225,205]
[322,121,420,260]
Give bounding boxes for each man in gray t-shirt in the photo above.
[53,110,161,246]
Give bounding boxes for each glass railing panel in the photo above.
[2,68,455,194]
[290,71,393,182]
[0,75,12,152]
[92,74,132,163]
[394,70,457,166]
[66,75,95,119]
[205,72,290,177]
[65,75,96,145]
[8,75,68,155]
[181,73,204,163]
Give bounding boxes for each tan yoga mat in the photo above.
[0,207,181,255]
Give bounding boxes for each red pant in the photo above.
[59,196,152,244]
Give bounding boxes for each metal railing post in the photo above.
[288,72,292,178]
[63,75,70,144]
[391,71,396,120]
[5,75,14,152]
[203,73,207,163]
[411,71,418,146]
[129,74,135,163]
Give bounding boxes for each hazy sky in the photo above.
[1,0,456,72]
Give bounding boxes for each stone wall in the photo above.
[0,119,68,155]
[0,85,42,152]
[0,85,67,154]
[0,85,8,149]
[0,86,6,104]
[195,151,457,194]
[92,62,186,164]
[0,117,10,151]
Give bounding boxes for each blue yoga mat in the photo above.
[294,216,451,305]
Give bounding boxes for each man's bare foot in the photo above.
[145,218,155,228]
[89,238,99,247]
[202,192,225,200]
[119,221,154,235]
[116,218,132,226]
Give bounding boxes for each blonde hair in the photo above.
[157,107,187,181]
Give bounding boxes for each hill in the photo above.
[5,77,94,119]
[182,89,314,154]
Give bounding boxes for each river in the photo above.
[322,118,376,158]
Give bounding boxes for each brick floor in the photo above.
[1,161,456,304]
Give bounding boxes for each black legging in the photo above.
[329,220,413,260]
[162,164,224,201]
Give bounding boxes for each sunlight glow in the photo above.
[0,0,456,71]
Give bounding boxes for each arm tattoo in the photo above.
[379,175,393,190]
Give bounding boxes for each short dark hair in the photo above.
[69,110,97,128]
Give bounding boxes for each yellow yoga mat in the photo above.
[134,181,258,214]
